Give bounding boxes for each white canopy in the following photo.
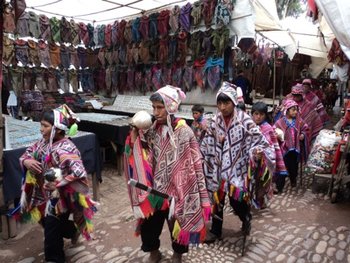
[315,0,350,60]
[25,0,196,23]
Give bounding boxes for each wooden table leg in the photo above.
[91,172,100,202]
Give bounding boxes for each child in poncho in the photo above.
[251,102,288,198]
[16,104,96,263]
[201,82,276,243]
[124,85,210,263]
[274,99,310,191]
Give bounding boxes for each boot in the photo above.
[204,231,222,243]
[172,252,182,263]
[146,250,161,263]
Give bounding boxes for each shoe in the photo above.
[291,181,297,188]
[71,231,80,245]
[146,250,162,263]
[172,252,182,263]
[204,231,222,243]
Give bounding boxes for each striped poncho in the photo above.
[259,122,288,177]
[125,118,211,245]
[201,109,276,209]
[17,138,96,240]
[304,90,329,125]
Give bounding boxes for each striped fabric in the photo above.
[149,119,211,244]
[259,122,288,177]
[18,138,96,239]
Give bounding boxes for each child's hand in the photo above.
[299,134,305,141]
[23,159,42,174]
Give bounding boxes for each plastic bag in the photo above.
[305,129,342,174]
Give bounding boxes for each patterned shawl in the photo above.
[201,109,275,205]
[259,122,288,177]
[274,115,310,161]
[17,138,96,239]
[296,99,323,141]
[125,119,211,245]
[304,90,329,124]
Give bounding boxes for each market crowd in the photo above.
[123,78,333,263]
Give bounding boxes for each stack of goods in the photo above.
[305,129,342,175]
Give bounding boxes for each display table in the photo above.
[76,112,131,176]
[76,112,131,146]
[2,116,102,202]
[102,95,194,120]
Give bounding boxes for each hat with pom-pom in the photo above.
[53,104,80,136]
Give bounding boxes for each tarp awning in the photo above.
[25,0,195,23]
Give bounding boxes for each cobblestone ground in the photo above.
[1,165,350,263]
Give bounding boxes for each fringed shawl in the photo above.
[124,133,168,219]
[259,122,288,176]
[304,91,329,124]
[201,109,275,205]
[17,138,96,240]
[125,119,211,245]
[296,99,323,141]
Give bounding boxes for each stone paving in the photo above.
[1,166,350,263]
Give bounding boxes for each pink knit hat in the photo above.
[302,79,312,85]
[291,83,304,95]
[283,99,299,115]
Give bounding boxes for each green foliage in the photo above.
[276,0,306,19]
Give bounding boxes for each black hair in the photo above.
[216,93,234,104]
[191,104,204,113]
[41,110,55,125]
[149,92,164,103]
[236,102,246,111]
[252,101,272,123]
[251,101,268,115]
[41,110,65,135]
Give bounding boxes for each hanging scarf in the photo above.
[179,2,192,32]
[169,5,180,33]
[204,57,224,90]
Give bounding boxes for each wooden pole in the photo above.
[272,46,276,108]
[0,0,8,239]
